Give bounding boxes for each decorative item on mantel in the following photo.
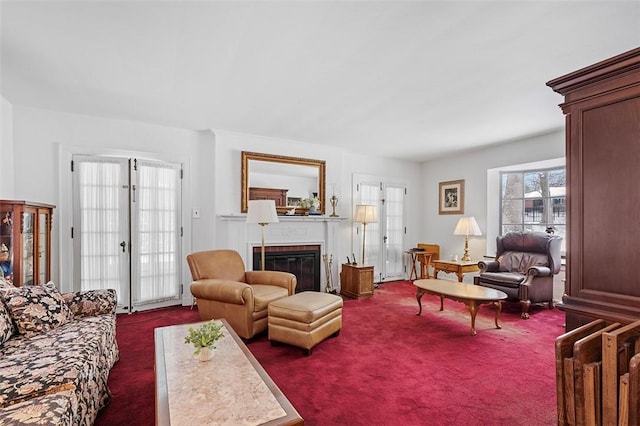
[300,195,321,215]
[329,184,339,217]
[184,320,224,362]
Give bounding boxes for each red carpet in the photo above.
[95,280,565,425]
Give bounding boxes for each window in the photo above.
[500,167,566,251]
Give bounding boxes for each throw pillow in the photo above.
[1,282,73,337]
[0,299,15,345]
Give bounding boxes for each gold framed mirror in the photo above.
[241,151,326,214]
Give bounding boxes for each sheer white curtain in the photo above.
[74,156,129,305]
[357,182,381,266]
[73,155,182,311]
[131,159,181,307]
[354,177,406,282]
[384,184,406,280]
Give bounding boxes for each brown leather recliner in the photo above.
[187,249,297,340]
[474,231,562,319]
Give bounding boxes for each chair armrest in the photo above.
[190,279,253,305]
[62,289,117,317]
[527,266,552,277]
[478,260,499,273]
[245,271,297,295]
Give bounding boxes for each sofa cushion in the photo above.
[62,289,117,317]
[0,389,78,425]
[1,282,73,337]
[497,251,548,273]
[475,272,525,288]
[0,314,118,416]
[252,285,289,312]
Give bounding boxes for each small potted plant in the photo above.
[300,197,321,214]
[184,320,224,362]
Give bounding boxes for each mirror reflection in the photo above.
[241,151,326,215]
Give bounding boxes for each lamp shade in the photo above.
[246,200,279,224]
[354,205,377,224]
[453,216,482,236]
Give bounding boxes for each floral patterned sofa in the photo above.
[0,280,119,425]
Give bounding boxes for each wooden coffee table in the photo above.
[154,319,303,425]
[414,279,508,335]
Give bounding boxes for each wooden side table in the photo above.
[340,263,374,299]
[404,250,421,280]
[432,259,479,282]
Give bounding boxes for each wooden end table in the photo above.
[432,259,480,282]
[413,279,507,335]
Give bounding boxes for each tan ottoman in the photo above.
[268,291,343,355]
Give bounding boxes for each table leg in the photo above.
[464,301,480,336]
[415,288,425,316]
[439,295,444,311]
[456,272,464,282]
[493,300,503,330]
[408,253,418,280]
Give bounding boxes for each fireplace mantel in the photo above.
[218,214,347,223]
[216,215,347,292]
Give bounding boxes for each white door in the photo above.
[72,155,182,312]
[354,176,406,283]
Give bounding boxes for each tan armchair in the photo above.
[187,249,297,340]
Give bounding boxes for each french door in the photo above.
[72,155,183,312]
[354,175,406,283]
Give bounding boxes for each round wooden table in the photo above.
[413,278,508,335]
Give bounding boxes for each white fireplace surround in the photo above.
[217,215,345,292]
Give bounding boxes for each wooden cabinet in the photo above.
[0,200,55,286]
[340,263,374,299]
[249,187,288,206]
[547,47,640,330]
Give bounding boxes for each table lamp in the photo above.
[453,216,482,262]
[354,204,377,265]
[246,199,279,271]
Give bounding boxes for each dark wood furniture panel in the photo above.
[248,187,288,206]
[0,200,54,286]
[547,47,640,330]
[340,263,373,299]
[555,319,640,426]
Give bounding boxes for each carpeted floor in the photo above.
[95,280,565,425]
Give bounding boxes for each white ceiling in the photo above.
[1,1,639,161]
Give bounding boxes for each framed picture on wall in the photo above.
[439,179,464,215]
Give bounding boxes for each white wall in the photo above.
[5,100,565,292]
[421,130,565,281]
[212,130,423,271]
[0,96,14,198]
[9,105,211,299]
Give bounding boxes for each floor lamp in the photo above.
[354,205,378,265]
[453,216,482,262]
[246,200,279,271]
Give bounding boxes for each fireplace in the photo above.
[252,245,321,292]
[218,215,344,293]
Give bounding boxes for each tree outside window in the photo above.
[501,167,566,252]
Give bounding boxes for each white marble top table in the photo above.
[154,319,303,425]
